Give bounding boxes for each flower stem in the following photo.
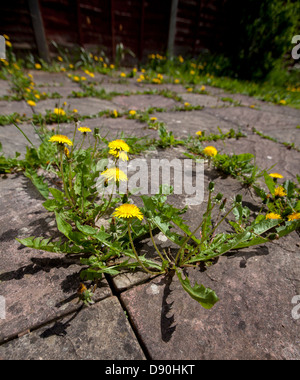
[148,221,168,263]
[128,223,161,275]
[59,149,74,207]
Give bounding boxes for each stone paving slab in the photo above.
[95,82,145,94]
[33,97,120,116]
[179,93,228,108]
[215,92,267,107]
[205,106,300,148]
[0,296,146,360]
[0,174,111,343]
[54,116,158,142]
[0,123,41,157]
[0,80,11,97]
[121,230,300,360]
[0,100,33,117]
[38,85,82,98]
[28,71,75,87]
[152,109,234,138]
[112,94,180,111]
[211,132,300,181]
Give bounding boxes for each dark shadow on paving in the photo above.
[225,245,270,268]
[40,307,83,339]
[0,228,20,242]
[156,272,177,343]
[0,256,80,282]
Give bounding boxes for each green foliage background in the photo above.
[220,0,300,80]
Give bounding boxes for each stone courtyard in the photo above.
[0,71,299,360]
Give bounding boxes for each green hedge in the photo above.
[220,0,300,80]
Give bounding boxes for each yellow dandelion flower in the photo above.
[27,100,36,107]
[184,102,190,107]
[53,108,66,116]
[49,134,73,146]
[0,59,9,66]
[34,94,40,99]
[73,109,78,113]
[57,56,63,62]
[266,213,281,220]
[112,109,118,118]
[118,151,129,162]
[120,72,126,78]
[279,100,286,105]
[196,131,202,136]
[200,85,206,91]
[73,76,80,82]
[187,87,193,92]
[101,167,128,182]
[174,79,180,84]
[274,186,287,197]
[3,34,9,40]
[5,40,12,48]
[150,117,157,122]
[78,127,92,133]
[203,146,218,157]
[108,139,130,153]
[69,64,74,69]
[109,149,129,161]
[287,212,300,222]
[81,76,87,81]
[269,173,284,179]
[110,64,115,69]
[129,110,137,116]
[34,63,41,70]
[113,204,143,221]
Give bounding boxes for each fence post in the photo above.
[167,0,179,56]
[27,0,50,63]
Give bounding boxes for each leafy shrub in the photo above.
[220,0,300,80]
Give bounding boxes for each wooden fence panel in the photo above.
[0,0,227,61]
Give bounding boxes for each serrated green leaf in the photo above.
[49,188,65,202]
[76,221,98,236]
[55,212,72,238]
[24,168,49,199]
[176,269,219,309]
[43,199,60,212]
[264,171,275,195]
